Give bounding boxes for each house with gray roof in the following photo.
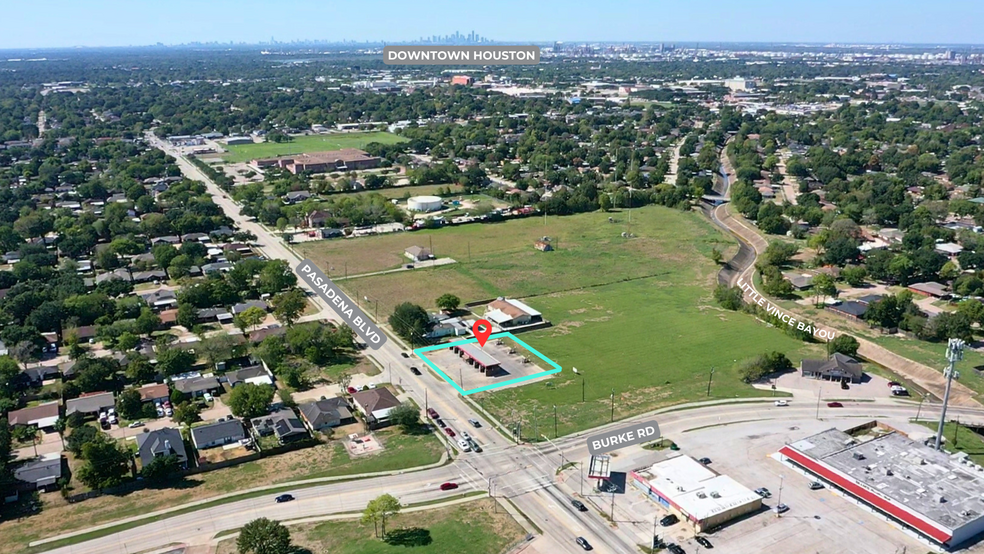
[65,392,115,417]
[299,397,355,431]
[191,419,246,450]
[172,375,222,397]
[800,353,863,383]
[231,300,268,315]
[13,453,63,492]
[136,428,188,469]
[250,409,309,445]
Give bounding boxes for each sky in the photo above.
[5,0,984,49]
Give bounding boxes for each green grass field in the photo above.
[216,499,523,554]
[918,420,984,465]
[298,206,826,434]
[222,132,407,163]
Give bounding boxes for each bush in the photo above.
[713,285,744,311]
[739,351,793,383]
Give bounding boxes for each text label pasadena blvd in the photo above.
[586,420,661,456]
[295,260,387,349]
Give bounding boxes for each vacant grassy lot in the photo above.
[0,428,443,554]
[216,499,523,554]
[297,206,828,433]
[298,206,738,313]
[222,132,407,163]
[329,183,464,201]
[476,277,826,436]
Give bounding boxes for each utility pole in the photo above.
[816,384,822,420]
[533,405,538,442]
[706,367,715,397]
[915,392,925,421]
[553,404,558,438]
[610,488,616,521]
[936,338,965,451]
[580,462,584,496]
[610,388,616,422]
[582,377,585,403]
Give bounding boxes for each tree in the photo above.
[389,402,421,433]
[66,425,99,456]
[227,383,274,419]
[235,306,267,334]
[388,303,429,346]
[77,437,130,490]
[435,294,461,312]
[172,402,201,426]
[237,518,292,554]
[116,332,140,352]
[762,242,799,267]
[710,248,723,265]
[271,289,306,327]
[141,454,183,482]
[156,348,195,376]
[841,266,868,288]
[198,334,242,369]
[116,388,144,421]
[599,194,612,212]
[362,493,402,538]
[176,303,198,329]
[713,285,744,310]
[829,335,860,358]
[812,273,837,307]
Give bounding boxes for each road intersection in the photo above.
[43,135,982,554]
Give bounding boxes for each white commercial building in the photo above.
[630,456,762,532]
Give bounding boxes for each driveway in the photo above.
[766,371,897,401]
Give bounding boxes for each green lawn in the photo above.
[0,429,443,554]
[295,205,826,435]
[217,499,524,554]
[222,132,407,163]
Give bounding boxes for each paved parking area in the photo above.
[606,417,929,554]
[423,339,552,391]
[769,371,897,400]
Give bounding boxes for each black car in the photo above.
[435,418,445,427]
[695,536,713,548]
[275,494,294,503]
[575,537,592,551]
[841,381,850,390]
[698,457,712,465]
[809,481,824,490]
[571,499,587,512]
[410,366,421,375]
[401,352,409,358]
[667,544,686,554]
[660,514,679,527]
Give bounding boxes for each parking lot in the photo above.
[423,338,553,392]
[603,417,930,554]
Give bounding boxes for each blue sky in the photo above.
[5,0,984,49]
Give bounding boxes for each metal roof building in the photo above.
[778,425,984,549]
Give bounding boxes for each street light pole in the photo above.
[776,474,785,517]
[610,388,616,422]
[553,404,558,438]
[816,384,822,420]
[706,367,715,397]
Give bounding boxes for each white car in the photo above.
[460,431,471,441]
[203,392,214,402]
[368,382,377,389]
[774,400,789,407]
[457,439,471,452]
[165,407,173,417]
[128,421,144,428]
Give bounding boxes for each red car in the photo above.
[346,386,357,394]
[888,381,901,388]
[440,482,459,491]
[427,408,439,419]
[827,402,843,408]
[444,427,456,437]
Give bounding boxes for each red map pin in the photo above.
[473,319,492,347]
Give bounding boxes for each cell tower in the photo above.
[934,338,964,451]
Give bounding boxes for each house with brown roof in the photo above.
[306,210,330,228]
[7,401,60,430]
[485,298,543,328]
[137,383,170,403]
[350,388,402,429]
[405,246,433,262]
[255,149,381,174]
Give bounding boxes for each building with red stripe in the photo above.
[777,424,984,549]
